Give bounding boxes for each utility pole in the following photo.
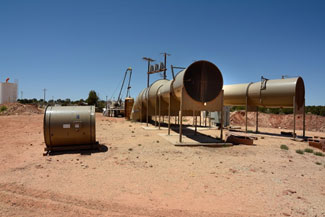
[160,52,171,79]
[43,88,47,107]
[20,91,23,99]
[142,57,155,126]
[142,57,155,88]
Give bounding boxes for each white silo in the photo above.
[0,79,18,104]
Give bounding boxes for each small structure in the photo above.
[210,106,230,127]
[0,81,18,104]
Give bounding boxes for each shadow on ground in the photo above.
[47,144,109,156]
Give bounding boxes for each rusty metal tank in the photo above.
[43,106,96,147]
[124,97,134,120]
[223,77,305,109]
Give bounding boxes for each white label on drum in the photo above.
[63,124,71,128]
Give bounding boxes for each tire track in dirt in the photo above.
[0,183,249,217]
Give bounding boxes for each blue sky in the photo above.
[0,0,324,105]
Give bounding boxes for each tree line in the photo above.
[17,90,107,111]
[230,106,325,116]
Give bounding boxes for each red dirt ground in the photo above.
[0,113,324,216]
[0,103,43,116]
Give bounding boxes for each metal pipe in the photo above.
[131,60,223,121]
[223,77,305,109]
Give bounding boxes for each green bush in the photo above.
[280,145,289,150]
[296,149,304,155]
[314,152,324,157]
[304,148,314,153]
[0,105,7,112]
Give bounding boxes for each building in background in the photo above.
[0,81,18,104]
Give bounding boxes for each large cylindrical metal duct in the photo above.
[172,60,223,102]
[44,106,96,147]
[131,60,223,121]
[144,79,169,109]
[223,77,305,108]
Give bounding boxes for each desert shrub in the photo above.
[280,145,289,150]
[0,105,7,112]
[315,162,322,165]
[314,152,324,157]
[296,149,304,155]
[304,148,314,153]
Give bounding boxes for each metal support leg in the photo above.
[179,92,183,143]
[168,94,171,135]
[199,112,202,126]
[220,106,224,140]
[158,96,161,130]
[154,98,157,127]
[245,96,248,133]
[256,109,259,133]
[194,111,197,135]
[204,111,207,127]
[303,99,306,138]
[208,112,211,129]
[140,104,142,123]
[192,110,195,127]
[293,97,296,139]
[146,94,149,127]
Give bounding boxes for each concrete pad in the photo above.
[186,126,216,131]
[141,126,161,130]
[158,133,233,147]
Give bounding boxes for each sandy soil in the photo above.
[0,103,43,116]
[231,111,325,132]
[0,113,324,217]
